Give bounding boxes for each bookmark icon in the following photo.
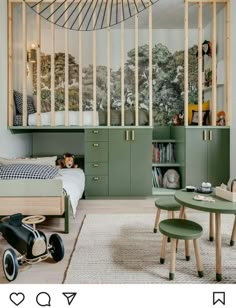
[62,293,77,306]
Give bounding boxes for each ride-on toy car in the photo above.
[0,213,64,281]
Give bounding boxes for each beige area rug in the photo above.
[64,213,236,284]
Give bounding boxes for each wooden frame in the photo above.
[0,195,69,233]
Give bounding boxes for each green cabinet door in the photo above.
[109,129,130,195]
[130,129,152,195]
[185,128,208,187]
[207,128,229,186]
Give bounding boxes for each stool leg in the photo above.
[172,211,175,219]
[185,240,190,261]
[230,216,236,246]
[169,238,176,280]
[193,239,204,277]
[160,235,167,264]
[153,208,161,233]
[167,211,172,242]
[179,206,185,219]
[209,213,215,242]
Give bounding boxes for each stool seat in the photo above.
[159,219,203,240]
[155,198,181,211]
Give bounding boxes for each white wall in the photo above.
[230,1,236,178]
[0,0,32,158]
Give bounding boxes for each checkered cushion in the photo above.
[14,90,36,115]
[0,164,59,180]
[13,114,23,126]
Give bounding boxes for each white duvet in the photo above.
[58,168,85,217]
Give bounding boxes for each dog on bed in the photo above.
[57,153,78,169]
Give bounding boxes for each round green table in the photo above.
[175,190,236,282]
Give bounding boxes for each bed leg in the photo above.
[64,196,69,234]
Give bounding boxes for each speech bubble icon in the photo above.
[213,292,225,305]
[36,292,51,307]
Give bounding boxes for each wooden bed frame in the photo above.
[0,195,70,234]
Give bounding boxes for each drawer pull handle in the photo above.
[93,164,99,167]
[209,130,213,141]
[93,130,99,134]
[125,130,129,141]
[93,143,99,147]
[203,130,207,141]
[131,130,135,141]
[93,177,99,181]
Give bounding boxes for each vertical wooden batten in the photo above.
[184,0,189,126]
[211,0,217,126]
[64,1,69,126]
[79,8,83,126]
[198,1,203,126]
[8,1,13,127]
[50,3,55,126]
[107,5,111,126]
[225,0,230,125]
[93,3,97,126]
[121,18,125,127]
[22,1,27,127]
[135,6,139,126]
[148,5,153,127]
[37,4,41,127]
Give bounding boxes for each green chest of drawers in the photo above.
[85,129,109,197]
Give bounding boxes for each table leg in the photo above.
[215,213,222,282]
[209,213,215,241]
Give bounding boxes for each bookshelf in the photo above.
[152,128,181,196]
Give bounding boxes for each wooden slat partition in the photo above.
[184,0,189,126]
[50,3,55,126]
[107,6,111,126]
[79,8,83,126]
[121,17,125,126]
[211,0,217,126]
[37,4,41,127]
[198,1,203,126]
[226,0,230,125]
[22,1,27,127]
[149,5,152,127]
[64,1,69,126]
[8,1,13,126]
[135,6,139,126]
[93,9,97,126]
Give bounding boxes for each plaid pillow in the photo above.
[0,164,59,180]
[14,90,36,115]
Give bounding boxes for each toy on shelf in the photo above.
[57,153,78,169]
[216,111,226,126]
[0,213,64,281]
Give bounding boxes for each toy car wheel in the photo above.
[2,248,19,281]
[49,234,64,262]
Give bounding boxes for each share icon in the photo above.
[62,292,77,306]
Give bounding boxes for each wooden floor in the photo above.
[0,198,158,284]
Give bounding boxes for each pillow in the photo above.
[0,164,59,180]
[191,110,210,125]
[13,114,23,126]
[13,90,36,115]
[188,101,210,124]
[0,156,57,166]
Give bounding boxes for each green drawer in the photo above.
[85,129,108,141]
[85,162,108,175]
[85,142,108,162]
[85,176,108,196]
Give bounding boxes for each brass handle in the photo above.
[93,163,99,167]
[203,130,207,141]
[209,130,213,141]
[93,130,99,134]
[131,130,135,141]
[93,143,99,147]
[93,177,99,181]
[125,130,129,141]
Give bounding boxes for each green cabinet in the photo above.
[84,129,108,197]
[185,127,229,187]
[109,128,152,196]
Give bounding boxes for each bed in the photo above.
[0,168,85,234]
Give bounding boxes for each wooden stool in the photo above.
[153,197,181,233]
[230,215,236,246]
[159,218,204,280]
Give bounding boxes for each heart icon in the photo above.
[9,293,25,306]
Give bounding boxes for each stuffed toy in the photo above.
[216,111,225,126]
[163,169,180,189]
[57,153,78,169]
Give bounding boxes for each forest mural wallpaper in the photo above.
[33,43,198,125]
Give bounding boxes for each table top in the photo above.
[175,190,236,214]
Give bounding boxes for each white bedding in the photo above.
[58,168,85,217]
[28,111,99,126]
